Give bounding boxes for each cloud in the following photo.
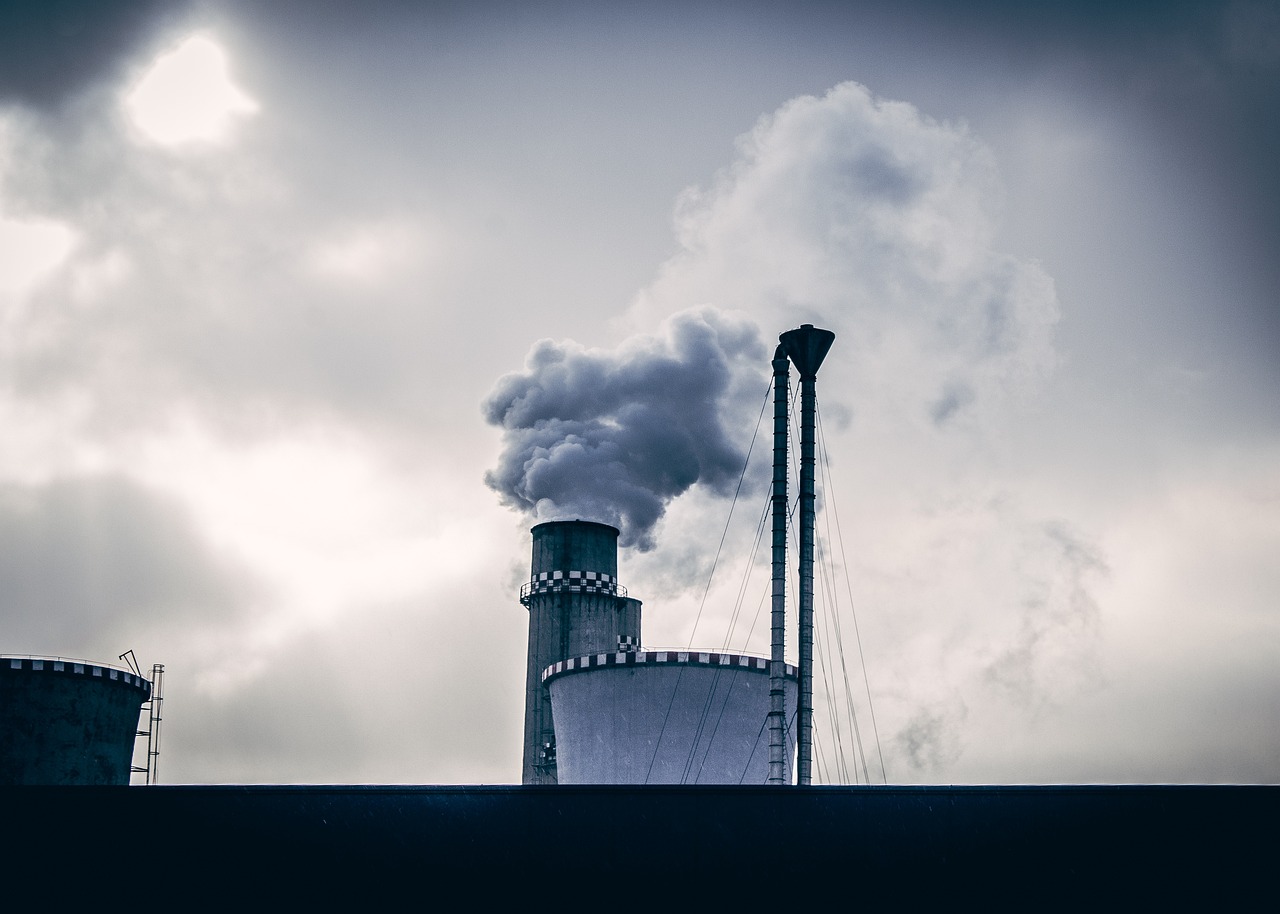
[170,628,370,783]
[980,521,1107,708]
[164,569,526,784]
[636,81,1058,430]
[895,699,967,774]
[0,0,181,110]
[0,474,259,654]
[483,308,765,550]
[837,494,1111,781]
[304,219,431,284]
[123,33,259,147]
[0,214,75,297]
[0,79,449,438]
[483,82,1061,590]
[0,3,1270,790]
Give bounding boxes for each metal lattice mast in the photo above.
[768,345,790,785]
[780,324,834,787]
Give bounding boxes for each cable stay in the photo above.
[683,380,772,651]
[647,380,770,785]
[721,492,772,652]
[817,402,888,784]
[812,415,868,784]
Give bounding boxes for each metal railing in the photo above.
[0,653,145,678]
[519,578,628,606]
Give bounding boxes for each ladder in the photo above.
[125,654,165,785]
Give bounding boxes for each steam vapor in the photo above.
[483,309,764,550]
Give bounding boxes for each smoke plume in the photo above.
[482,308,764,550]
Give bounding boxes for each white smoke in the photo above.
[482,308,765,550]
[633,81,1059,429]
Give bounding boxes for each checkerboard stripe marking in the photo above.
[2,657,151,695]
[542,651,797,684]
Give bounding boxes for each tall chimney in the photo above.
[520,520,641,784]
[780,323,835,786]
[768,345,790,785]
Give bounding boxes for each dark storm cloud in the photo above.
[483,309,764,550]
[0,475,257,651]
[0,0,185,109]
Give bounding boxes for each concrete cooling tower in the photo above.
[544,650,797,785]
[0,656,151,785]
[521,520,642,784]
[520,519,797,784]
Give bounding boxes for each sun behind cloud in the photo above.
[124,34,258,147]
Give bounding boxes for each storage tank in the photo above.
[520,520,642,784]
[544,650,798,784]
[0,656,151,785]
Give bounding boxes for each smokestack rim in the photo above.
[530,519,621,538]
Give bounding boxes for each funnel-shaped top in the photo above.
[779,324,835,379]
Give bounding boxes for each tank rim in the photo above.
[542,649,797,685]
[1,655,152,691]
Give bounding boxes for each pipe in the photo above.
[768,344,790,785]
[780,324,834,786]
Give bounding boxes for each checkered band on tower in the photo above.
[541,650,797,684]
[519,569,628,606]
[2,656,152,695]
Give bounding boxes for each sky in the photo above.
[0,0,1276,784]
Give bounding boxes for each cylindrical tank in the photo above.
[521,520,642,784]
[0,656,151,785]
[544,650,798,785]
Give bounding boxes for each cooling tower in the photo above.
[0,656,151,786]
[544,651,798,784]
[521,520,642,784]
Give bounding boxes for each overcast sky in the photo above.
[1,0,1276,784]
